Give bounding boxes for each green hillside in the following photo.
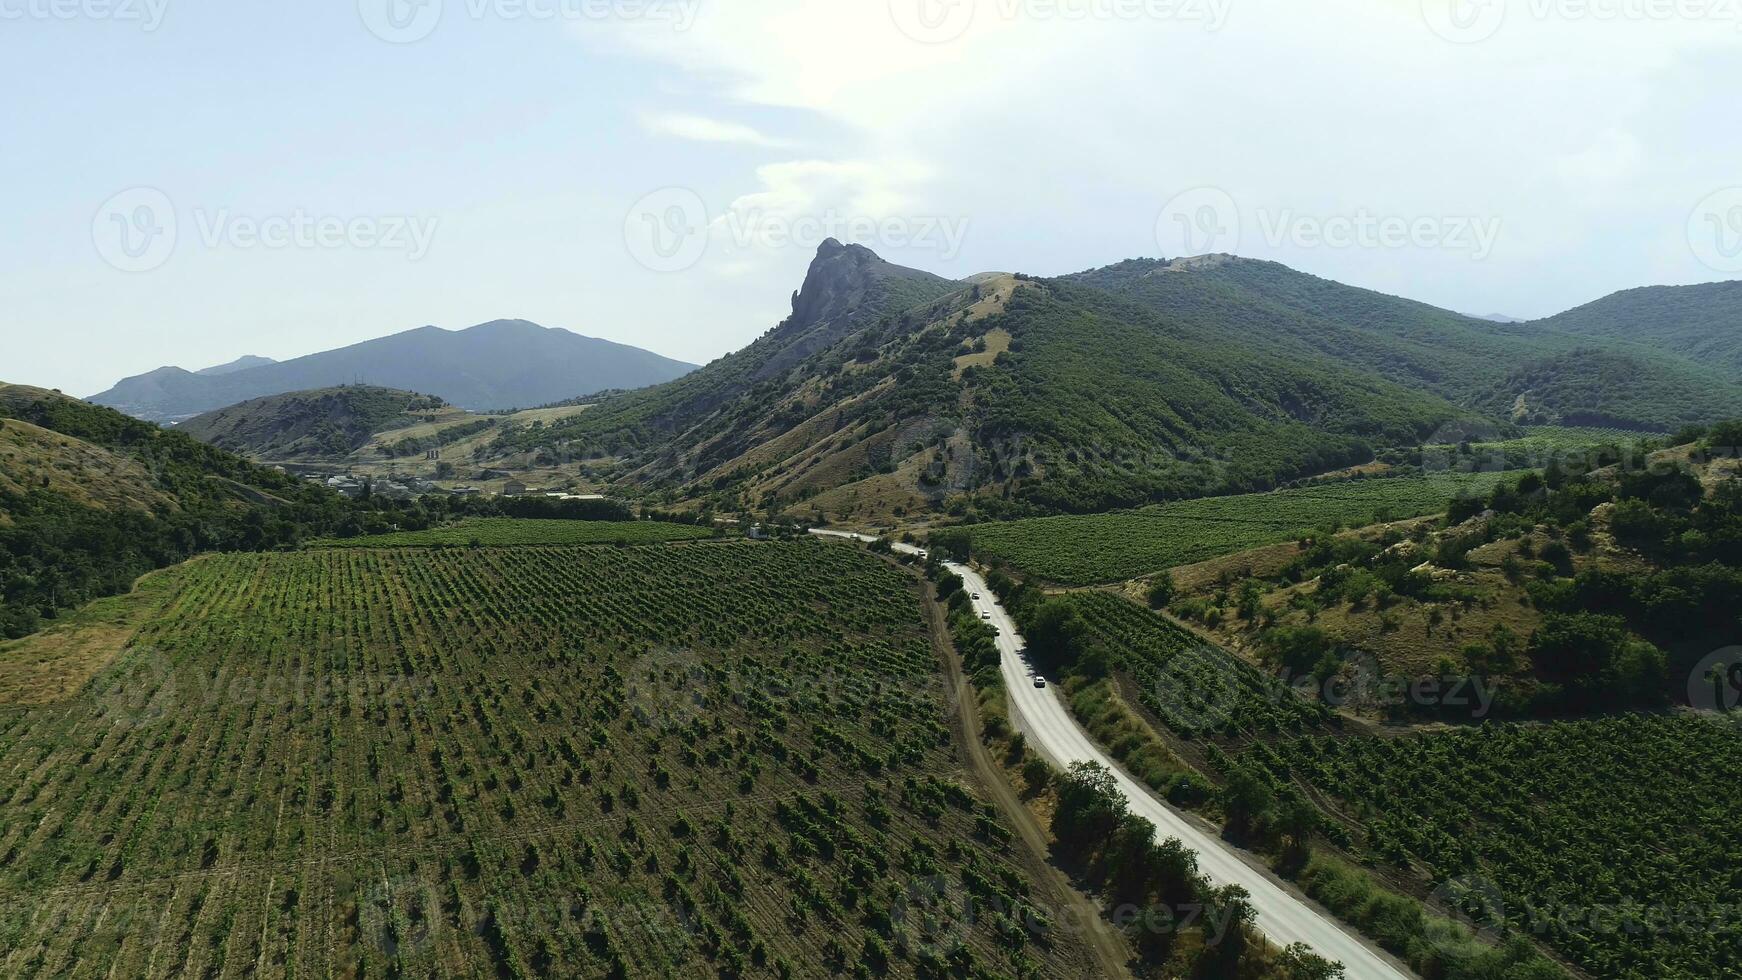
[1071,256,1742,431]
[1536,279,1742,372]
[489,247,1742,523]
[0,385,376,637]
[178,385,450,459]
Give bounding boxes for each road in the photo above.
[807,527,1410,976]
[944,560,1413,980]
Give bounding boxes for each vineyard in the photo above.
[1239,714,1742,980]
[1064,593,1334,741]
[968,473,1513,585]
[0,541,1088,978]
[310,518,718,548]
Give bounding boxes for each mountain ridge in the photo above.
[90,320,697,423]
[499,244,1742,521]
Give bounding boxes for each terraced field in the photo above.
[310,518,718,548]
[967,473,1513,585]
[0,541,1082,978]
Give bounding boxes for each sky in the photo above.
[3,0,1741,397]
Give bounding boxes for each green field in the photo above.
[0,541,1084,978]
[1241,715,1742,980]
[967,473,1513,585]
[1421,426,1666,472]
[310,517,718,548]
[1064,592,1334,740]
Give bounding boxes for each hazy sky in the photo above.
[4,0,1741,397]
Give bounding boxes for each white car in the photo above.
[971,592,982,600]
[1033,677,1048,689]
[980,612,992,620]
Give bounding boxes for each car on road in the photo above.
[980,611,992,620]
[1033,677,1048,689]
[971,592,981,599]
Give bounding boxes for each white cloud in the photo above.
[640,112,793,148]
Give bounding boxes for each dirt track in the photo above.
[919,582,1132,980]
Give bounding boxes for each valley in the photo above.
[10,237,1742,980]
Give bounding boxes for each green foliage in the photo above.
[179,385,451,458]
[0,389,398,637]
[1060,593,1335,740]
[0,541,1078,977]
[1246,716,1742,980]
[968,473,1511,585]
[1526,613,1666,709]
[310,518,716,549]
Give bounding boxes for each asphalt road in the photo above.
[805,527,1411,976]
[942,559,1414,980]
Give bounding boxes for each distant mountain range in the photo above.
[487,241,1742,522]
[89,320,696,424]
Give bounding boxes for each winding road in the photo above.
[807,529,1414,979]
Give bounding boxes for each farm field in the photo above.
[309,517,718,548]
[0,541,1086,979]
[1064,593,1334,741]
[1240,715,1742,980]
[967,472,1513,585]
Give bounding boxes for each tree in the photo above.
[1147,573,1176,610]
[1024,599,1088,675]
[1054,763,1125,861]
[1020,756,1051,793]
[1527,612,1666,707]
[1276,943,1346,980]
[1219,768,1273,840]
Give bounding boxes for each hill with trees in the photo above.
[499,244,1742,523]
[177,385,450,459]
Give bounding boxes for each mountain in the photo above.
[498,245,1482,518]
[89,320,697,423]
[0,384,364,638]
[196,355,277,376]
[177,386,450,460]
[1533,280,1742,373]
[1069,256,1742,431]
[495,246,1742,523]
